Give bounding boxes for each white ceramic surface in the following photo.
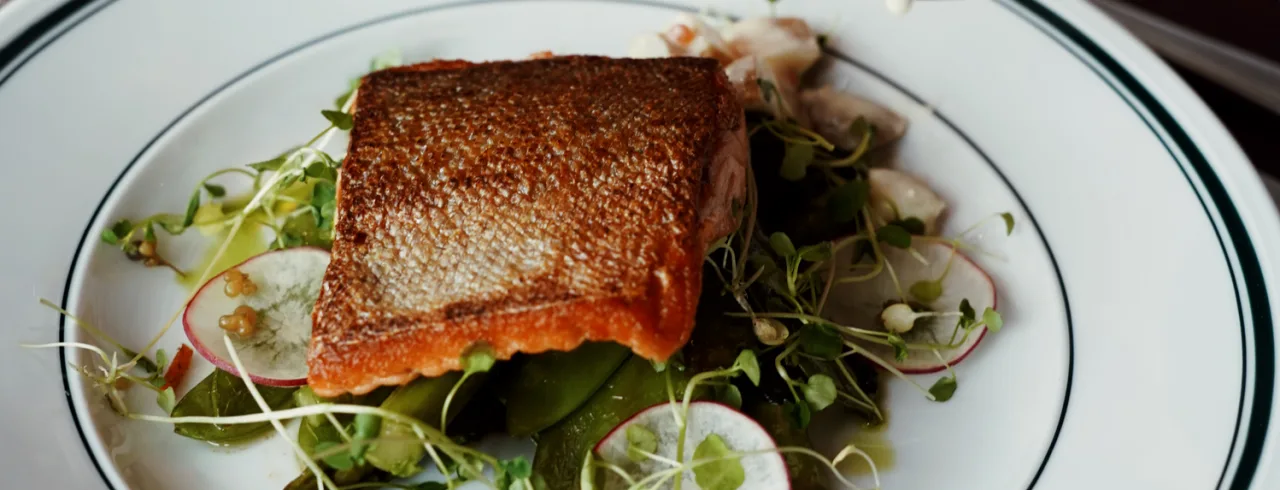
[1,1,1276,489]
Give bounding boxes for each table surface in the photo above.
[1119,0,1280,177]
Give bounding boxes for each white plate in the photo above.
[1,0,1277,489]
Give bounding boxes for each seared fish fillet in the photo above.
[309,56,746,396]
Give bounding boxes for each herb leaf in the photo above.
[715,384,743,410]
[321,109,354,130]
[502,456,533,480]
[929,376,958,402]
[958,299,976,328]
[625,424,659,462]
[890,217,926,235]
[101,219,134,245]
[827,180,869,223]
[248,155,287,172]
[876,224,911,249]
[780,143,814,181]
[733,350,761,386]
[982,307,1004,333]
[692,434,745,490]
[803,374,837,411]
[798,324,842,360]
[369,49,403,71]
[769,232,796,257]
[314,441,356,470]
[462,343,497,374]
[156,386,177,414]
[203,183,226,198]
[182,191,200,228]
[887,334,909,362]
[1001,212,1015,235]
[797,242,832,262]
[312,181,338,230]
[351,412,381,460]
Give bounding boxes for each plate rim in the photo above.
[0,0,1271,488]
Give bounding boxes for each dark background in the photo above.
[1120,0,1280,177]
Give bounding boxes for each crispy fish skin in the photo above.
[309,56,744,396]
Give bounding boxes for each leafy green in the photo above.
[171,369,297,443]
[314,441,356,470]
[203,183,227,198]
[887,334,909,362]
[369,49,403,71]
[101,219,134,245]
[876,224,912,249]
[827,180,869,223]
[275,212,330,250]
[890,217,926,235]
[625,424,659,462]
[983,307,1003,333]
[929,376,957,402]
[803,374,837,411]
[1001,212,1015,235]
[312,181,338,230]
[247,155,287,172]
[350,412,381,460]
[156,386,176,414]
[715,384,743,410]
[182,191,201,228]
[796,242,831,262]
[733,350,760,386]
[462,342,497,374]
[692,434,745,490]
[958,299,976,328]
[495,456,534,489]
[768,232,796,257]
[797,324,842,360]
[321,109,354,130]
[780,143,814,181]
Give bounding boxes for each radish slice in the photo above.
[594,401,790,489]
[183,247,330,386]
[823,242,996,373]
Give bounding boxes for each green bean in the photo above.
[505,342,631,436]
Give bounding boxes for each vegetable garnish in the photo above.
[184,247,330,386]
[161,344,194,390]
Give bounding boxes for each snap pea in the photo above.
[533,355,700,489]
[365,372,486,477]
[505,342,631,436]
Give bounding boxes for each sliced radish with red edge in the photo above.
[823,241,996,373]
[594,401,790,489]
[183,247,329,386]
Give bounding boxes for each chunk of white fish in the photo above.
[868,167,947,235]
[801,86,909,151]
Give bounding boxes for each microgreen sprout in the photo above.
[802,374,838,411]
[442,342,497,432]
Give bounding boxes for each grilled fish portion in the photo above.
[309,56,746,396]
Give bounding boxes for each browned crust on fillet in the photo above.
[308,56,742,396]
